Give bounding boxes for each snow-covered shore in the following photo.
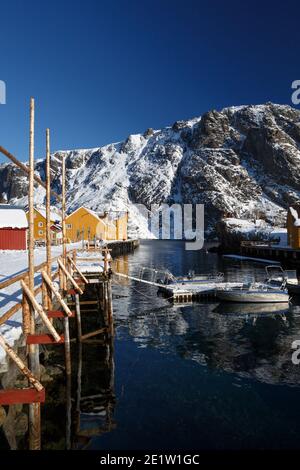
[0,243,80,366]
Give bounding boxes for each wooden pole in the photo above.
[41,270,73,317]
[67,255,88,284]
[107,280,114,337]
[45,128,52,310]
[64,317,71,377]
[28,98,35,295]
[0,335,44,391]
[58,259,83,294]
[21,281,61,342]
[62,156,67,290]
[0,144,62,202]
[75,293,82,342]
[28,97,41,451]
[75,330,82,440]
[22,275,31,335]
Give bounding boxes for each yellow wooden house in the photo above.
[26,207,62,244]
[115,211,128,240]
[287,206,300,249]
[65,207,105,242]
[65,206,128,242]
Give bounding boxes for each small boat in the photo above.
[216,282,289,303]
[173,270,224,285]
[213,301,290,316]
[265,265,300,295]
[265,265,298,286]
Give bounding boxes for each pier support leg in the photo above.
[75,293,82,342]
[107,280,114,337]
[64,316,72,450]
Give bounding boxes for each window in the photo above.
[66,224,72,229]
[38,230,43,236]
[38,221,43,227]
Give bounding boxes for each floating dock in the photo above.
[114,272,243,303]
[158,281,244,302]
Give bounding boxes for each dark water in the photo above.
[80,240,300,450]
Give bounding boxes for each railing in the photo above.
[240,240,279,247]
[0,248,85,395]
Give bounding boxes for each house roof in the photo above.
[50,223,62,232]
[66,206,108,225]
[34,207,61,222]
[289,206,300,227]
[0,205,28,229]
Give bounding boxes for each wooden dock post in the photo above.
[22,275,31,335]
[75,293,82,342]
[62,155,67,291]
[28,97,41,451]
[107,280,114,337]
[45,128,52,310]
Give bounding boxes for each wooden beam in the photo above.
[28,97,41,451]
[47,310,75,318]
[0,256,61,290]
[27,334,65,345]
[0,388,45,405]
[45,128,52,311]
[0,271,59,327]
[21,280,61,342]
[41,270,73,317]
[58,259,83,295]
[67,255,89,284]
[61,156,67,289]
[0,145,62,201]
[0,334,43,391]
[81,328,107,341]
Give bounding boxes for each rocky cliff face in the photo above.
[1,103,300,237]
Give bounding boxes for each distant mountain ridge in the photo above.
[1,103,300,237]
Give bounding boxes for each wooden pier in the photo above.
[240,241,300,267]
[0,98,138,450]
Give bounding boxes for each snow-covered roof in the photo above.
[289,207,300,227]
[66,206,108,225]
[0,205,28,229]
[35,207,61,222]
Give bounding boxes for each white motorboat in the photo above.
[174,270,224,285]
[216,282,290,303]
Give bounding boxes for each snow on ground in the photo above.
[223,218,288,246]
[76,250,104,273]
[0,243,81,366]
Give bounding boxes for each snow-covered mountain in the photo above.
[1,103,300,237]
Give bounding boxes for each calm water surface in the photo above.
[76,240,300,450]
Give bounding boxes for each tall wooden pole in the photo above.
[28,97,41,450]
[0,145,62,201]
[62,156,67,290]
[44,129,52,311]
[28,98,35,294]
[46,129,51,278]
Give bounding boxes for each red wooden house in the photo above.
[0,205,28,250]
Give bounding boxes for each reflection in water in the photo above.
[45,241,300,451]
[72,338,116,450]
[97,241,300,450]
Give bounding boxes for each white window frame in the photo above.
[38,221,43,227]
[38,230,44,236]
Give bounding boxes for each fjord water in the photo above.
[81,240,300,450]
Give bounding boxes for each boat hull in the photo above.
[216,290,289,303]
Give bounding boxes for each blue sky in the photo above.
[0,0,299,162]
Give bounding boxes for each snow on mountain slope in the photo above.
[1,103,300,237]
